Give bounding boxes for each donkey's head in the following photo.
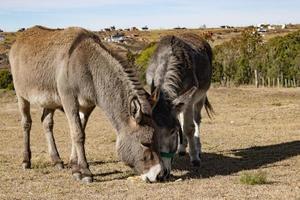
[116,96,163,183]
[149,85,198,179]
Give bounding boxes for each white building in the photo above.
[0,35,5,42]
[104,33,126,43]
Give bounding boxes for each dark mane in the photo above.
[152,35,196,100]
[101,43,152,115]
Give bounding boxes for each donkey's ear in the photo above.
[172,86,197,114]
[149,87,160,109]
[129,97,143,124]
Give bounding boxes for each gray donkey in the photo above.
[146,33,214,172]
[9,26,164,183]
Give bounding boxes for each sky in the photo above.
[0,0,299,31]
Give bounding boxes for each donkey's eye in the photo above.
[143,151,153,161]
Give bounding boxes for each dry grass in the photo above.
[0,87,299,200]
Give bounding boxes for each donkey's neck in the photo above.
[89,45,150,132]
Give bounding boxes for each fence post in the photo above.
[254,70,259,88]
[293,77,296,87]
[284,79,288,88]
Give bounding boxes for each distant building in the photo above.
[173,26,186,30]
[110,26,116,31]
[0,29,3,32]
[268,25,275,30]
[256,23,269,33]
[18,28,25,32]
[220,25,234,29]
[104,33,125,43]
[131,27,139,31]
[257,27,267,33]
[141,26,149,31]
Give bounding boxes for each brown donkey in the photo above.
[146,33,214,174]
[9,26,163,183]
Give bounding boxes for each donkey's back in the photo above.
[9,26,97,108]
[147,33,212,98]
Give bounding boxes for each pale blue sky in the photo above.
[0,0,299,31]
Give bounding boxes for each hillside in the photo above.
[1,25,300,70]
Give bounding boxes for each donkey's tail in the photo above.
[204,97,215,119]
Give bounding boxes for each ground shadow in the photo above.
[88,160,120,166]
[93,170,135,182]
[88,160,135,182]
[172,140,300,179]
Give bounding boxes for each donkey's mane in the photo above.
[154,35,194,101]
[96,37,152,115]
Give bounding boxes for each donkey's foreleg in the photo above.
[69,106,95,172]
[60,94,93,183]
[41,108,64,169]
[17,96,32,169]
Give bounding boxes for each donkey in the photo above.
[9,26,164,183]
[146,33,214,172]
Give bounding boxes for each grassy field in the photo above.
[0,87,299,200]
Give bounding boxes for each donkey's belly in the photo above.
[27,91,62,109]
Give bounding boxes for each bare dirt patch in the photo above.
[0,87,299,200]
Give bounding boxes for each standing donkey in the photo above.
[146,33,214,172]
[9,26,164,183]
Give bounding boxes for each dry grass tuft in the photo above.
[240,171,268,185]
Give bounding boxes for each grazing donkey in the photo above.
[146,33,214,172]
[9,26,164,183]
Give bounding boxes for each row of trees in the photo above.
[213,30,300,87]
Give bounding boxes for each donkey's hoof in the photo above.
[81,176,93,184]
[22,162,31,169]
[55,162,64,170]
[178,152,186,156]
[191,160,201,167]
[72,172,82,181]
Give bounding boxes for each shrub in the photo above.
[0,70,14,90]
[240,171,267,185]
[213,30,300,86]
[135,42,157,83]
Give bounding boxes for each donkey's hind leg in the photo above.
[177,112,188,156]
[181,105,202,166]
[41,108,64,169]
[17,96,32,169]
